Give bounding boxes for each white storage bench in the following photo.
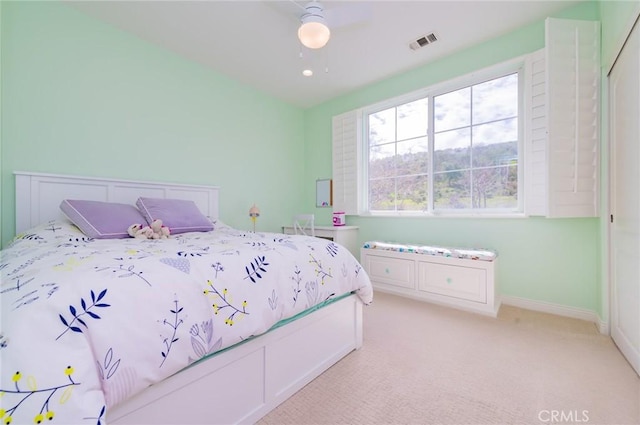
[361,241,500,317]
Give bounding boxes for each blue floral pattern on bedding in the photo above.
[0,220,373,424]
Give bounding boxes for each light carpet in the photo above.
[258,291,640,425]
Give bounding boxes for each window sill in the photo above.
[361,211,528,219]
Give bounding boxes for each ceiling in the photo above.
[66,0,582,108]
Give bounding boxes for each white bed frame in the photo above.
[14,171,220,234]
[13,171,364,424]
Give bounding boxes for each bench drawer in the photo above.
[417,262,487,303]
[361,246,499,316]
[363,254,415,289]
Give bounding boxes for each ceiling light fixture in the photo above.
[302,69,313,77]
[298,2,330,49]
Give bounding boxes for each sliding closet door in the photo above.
[610,18,640,376]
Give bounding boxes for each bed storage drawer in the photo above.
[362,254,415,289]
[418,262,487,303]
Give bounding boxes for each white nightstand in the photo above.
[281,225,359,258]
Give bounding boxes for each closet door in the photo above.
[610,18,640,376]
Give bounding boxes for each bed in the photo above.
[0,172,373,425]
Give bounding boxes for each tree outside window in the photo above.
[367,72,519,213]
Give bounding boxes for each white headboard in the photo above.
[15,172,220,234]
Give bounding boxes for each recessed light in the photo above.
[302,69,313,77]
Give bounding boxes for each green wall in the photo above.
[2,0,635,318]
[304,1,603,315]
[0,1,304,244]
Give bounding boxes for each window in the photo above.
[334,21,600,218]
[365,71,521,215]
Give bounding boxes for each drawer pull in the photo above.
[446,277,452,284]
[385,268,390,274]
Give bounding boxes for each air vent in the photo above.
[409,33,438,51]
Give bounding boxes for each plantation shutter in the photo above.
[545,17,600,217]
[525,19,600,217]
[332,111,362,215]
[524,48,548,216]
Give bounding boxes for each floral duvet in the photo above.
[0,220,373,424]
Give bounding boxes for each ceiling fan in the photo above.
[298,1,331,49]
[271,1,373,49]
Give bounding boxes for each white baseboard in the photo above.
[500,295,608,335]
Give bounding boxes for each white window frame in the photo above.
[360,58,526,217]
[332,19,600,219]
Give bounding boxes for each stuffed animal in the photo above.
[128,223,153,239]
[128,220,170,240]
[150,219,171,239]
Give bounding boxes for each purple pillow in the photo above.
[136,197,213,234]
[60,200,146,239]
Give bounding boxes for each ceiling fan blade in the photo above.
[263,0,305,24]
[325,2,373,29]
